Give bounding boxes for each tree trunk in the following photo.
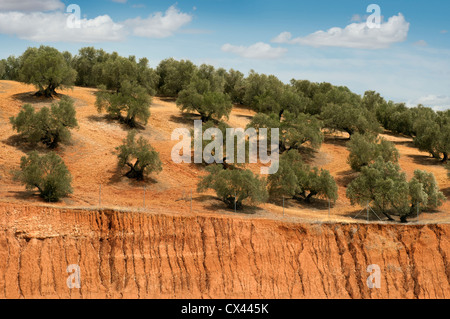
[305,191,317,203]
[442,152,448,163]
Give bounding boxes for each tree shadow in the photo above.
[392,140,415,147]
[197,195,263,215]
[297,146,319,164]
[158,97,177,103]
[87,114,146,131]
[323,135,349,147]
[3,135,52,153]
[106,167,158,186]
[169,113,199,125]
[336,169,358,187]
[442,187,450,199]
[234,114,253,121]
[342,208,391,222]
[407,154,441,166]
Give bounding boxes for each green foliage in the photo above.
[247,111,323,153]
[413,110,450,161]
[156,58,196,97]
[15,151,72,202]
[290,80,334,115]
[1,55,21,80]
[96,80,151,127]
[0,59,5,79]
[192,120,248,168]
[268,150,338,203]
[10,96,78,148]
[224,69,246,104]
[347,133,399,171]
[321,102,381,137]
[346,157,410,220]
[116,130,162,181]
[409,170,445,211]
[362,91,386,112]
[346,158,444,222]
[72,47,109,87]
[18,46,77,97]
[197,165,268,210]
[176,65,232,121]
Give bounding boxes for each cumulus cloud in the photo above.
[0,11,126,42]
[0,4,192,42]
[0,0,64,12]
[272,13,409,49]
[125,5,192,38]
[221,42,287,59]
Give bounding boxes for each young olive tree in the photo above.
[15,151,73,202]
[10,96,78,149]
[116,130,162,181]
[197,165,268,210]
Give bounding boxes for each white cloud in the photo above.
[0,11,126,42]
[0,4,193,42]
[411,95,450,111]
[272,31,292,44]
[272,14,409,49]
[0,0,64,12]
[125,5,192,38]
[221,42,287,59]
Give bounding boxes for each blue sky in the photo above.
[0,0,449,109]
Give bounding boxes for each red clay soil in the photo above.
[0,203,448,299]
[0,81,449,299]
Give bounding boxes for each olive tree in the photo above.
[268,150,338,203]
[247,111,323,153]
[95,80,151,127]
[197,165,268,210]
[15,151,72,202]
[346,158,444,222]
[116,130,162,181]
[176,66,232,122]
[10,96,78,149]
[347,133,399,171]
[18,46,77,97]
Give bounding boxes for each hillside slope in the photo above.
[0,80,448,222]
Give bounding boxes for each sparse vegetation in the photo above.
[116,130,162,181]
[10,96,78,149]
[15,151,72,202]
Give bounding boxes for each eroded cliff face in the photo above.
[0,204,448,299]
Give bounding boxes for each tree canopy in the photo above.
[197,165,268,210]
[347,133,399,171]
[116,130,162,181]
[10,96,78,149]
[15,151,72,202]
[346,157,444,222]
[268,150,338,203]
[18,45,77,97]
